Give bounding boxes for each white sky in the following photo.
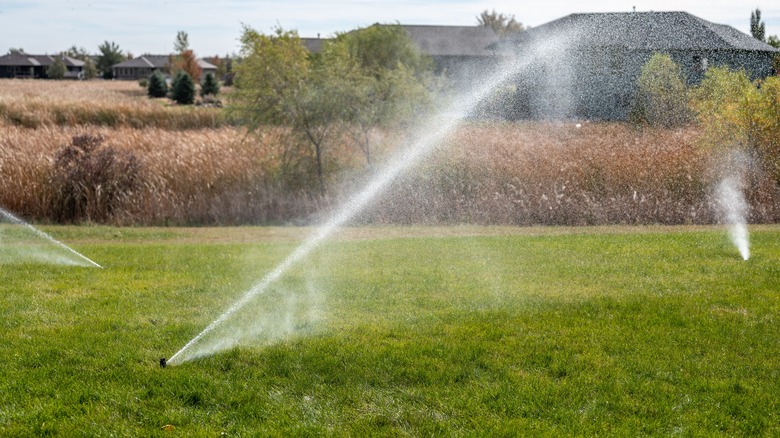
[0,0,777,56]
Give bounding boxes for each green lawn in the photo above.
[1,225,778,436]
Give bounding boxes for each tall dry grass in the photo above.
[6,121,778,226]
[2,79,777,225]
[0,125,330,225]
[0,80,227,129]
[352,122,780,225]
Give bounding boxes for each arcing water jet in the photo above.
[0,206,103,268]
[167,36,570,365]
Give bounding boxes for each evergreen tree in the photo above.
[751,9,766,42]
[147,71,168,98]
[200,72,220,96]
[171,71,195,104]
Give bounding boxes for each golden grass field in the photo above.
[1,79,778,225]
[0,79,225,129]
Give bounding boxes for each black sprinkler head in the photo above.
[160,358,167,368]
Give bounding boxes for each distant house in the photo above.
[492,11,779,120]
[401,25,499,85]
[301,37,326,54]
[301,25,500,86]
[197,58,218,79]
[112,55,170,80]
[0,52,85,79]
[113,55,218,81]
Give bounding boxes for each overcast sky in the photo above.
[0,0,777,56]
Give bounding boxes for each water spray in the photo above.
[0,206,103,268]
[167,38,567,365]
[715,175,750,261]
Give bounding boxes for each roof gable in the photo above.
[197,59,217,69]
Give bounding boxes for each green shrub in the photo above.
[147,71,168,98]
[201,72,220,97]
[171,71,195,105]
[630,53,691,127]
[46,57,67,80]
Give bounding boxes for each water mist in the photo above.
[167,36,573,365]
[0,206,102,268]
[715,175,750,261]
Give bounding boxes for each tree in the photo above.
[174,31,190,52]
[751,9,766,42]
[232,26,310,126]
[209,55,228,79]
[630,53,690,127]
[178,49,202,83]
[96,41,124,79]
[477,9,524,36]
[231,24,435,190]
[81,59,98,80]
[171,71,195,104]
[8,47,25,55]
[767,35,780,49]
[232,26,331,189]
[200,72,220,96]
[335,23,433,75]
[65,45,97,79]
[147,70,168,98]
[327,25,434,163]
[170,31,201,82]
[691,67,780,184]
[47,57,67,79]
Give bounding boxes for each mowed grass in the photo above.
[1,225,778,435]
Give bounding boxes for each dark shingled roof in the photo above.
[401,25,498,57]
[495,11,779,52]
[114,55,217,70]
[0,52,85,67]
[113,55,170,69]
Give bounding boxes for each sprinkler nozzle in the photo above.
[159,358,167,368]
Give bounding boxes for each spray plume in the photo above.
[167,37,570,365]
[715,175,750,261]
[0,206,103,268]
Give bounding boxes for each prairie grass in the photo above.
[2,79,778,225]
[0,125,327,224]
[2,121,780,225]
[0,79,227,129]
[352,122,780,225]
